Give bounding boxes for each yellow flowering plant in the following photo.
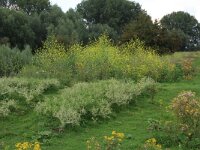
[142,138,162,150]
[86,131,125,150]
[15,141,41,150]
[150,91,200,149]
[171,91,200,136]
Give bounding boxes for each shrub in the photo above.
[35,78,156,127]
[0,77,60,103]
[181,59,194,80]
[71,37,170,82]
[0,45,32,77]
[153,91,200,149]
[0,99,17,117]
[171,91,200,136]
[21,35,182,85]
[20,36,72,85]
[0,77,60,117]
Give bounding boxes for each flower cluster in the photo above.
[144,138,162,150]
[86,131,125,150]
[15,142,41,150]
[104,131,125,150]
[104,131,125,142]
[171,91,200,123]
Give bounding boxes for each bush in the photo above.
[152,91,200,149]
[0,77,61,117]
[171,91,200,136]
[35,78,156,127]
[0,77,60,103]
[71,37,171,82]
[20,35,182,85]
[20,36,72,85]
[0,99,17,117]
[0,45,32,77]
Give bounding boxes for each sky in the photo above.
[50,0,200,22]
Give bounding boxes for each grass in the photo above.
[1,52,200,150]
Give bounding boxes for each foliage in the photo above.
[0,45,32,77]
[77,0,143,33]
[35,78,156,127]
[171,91,200,135]
[0,99,17,117]
[70,36,180,82]
[181,59,194,80]
[0,77,60,104]
[87,24,118,42]
[16,0,50,15]
[121,13,155,45]
[48,9,88,47]
[161,11,200,50]
[0,7,35,49]
[21,35,183,84]
[152,91,200,149]
[20,36,72,85]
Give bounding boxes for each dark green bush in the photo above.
[0,45,32,77]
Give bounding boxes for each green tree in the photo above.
[16,0,50,15]
[161,11,200,50]
[48,9,87,47]
[77,0,143,33]
[121,13,155,45]
[87,24,118,42]
[0,7,35,49]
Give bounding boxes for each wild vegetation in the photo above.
[1,0,200,150]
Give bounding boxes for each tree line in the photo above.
[1,0,200,54]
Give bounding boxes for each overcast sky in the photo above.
[50,0,200,22]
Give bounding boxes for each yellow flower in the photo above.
[112,131,117,135]
[156,144,162,149]
[116,133,125,139]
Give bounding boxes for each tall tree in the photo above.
[48,9,87,47]
[161,11,200,50]
[16,0,50,15]
[0,7,35,49]
[121,13,155,45]
[77,0,144,33]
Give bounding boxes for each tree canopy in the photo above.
[0,0,200,53]
[161,11,200,50]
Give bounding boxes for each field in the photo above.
[1,38,200,150]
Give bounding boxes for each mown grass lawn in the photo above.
[1,52,200,150]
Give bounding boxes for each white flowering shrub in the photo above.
[0,77,60,103]
[35,78,157,127]
[0,99,17,117]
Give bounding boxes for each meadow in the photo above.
[0,36,200,150]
